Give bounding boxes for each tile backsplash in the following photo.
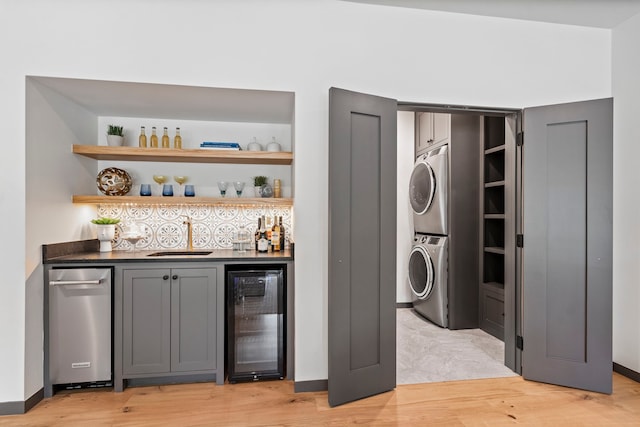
[97,204,292,251]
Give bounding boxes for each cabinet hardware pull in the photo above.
[49,279,101,286]
[163,275,169,280]
[172,275,178,280]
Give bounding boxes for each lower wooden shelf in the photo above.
[73,195,293,207]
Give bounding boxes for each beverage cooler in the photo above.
[226,265,286,383]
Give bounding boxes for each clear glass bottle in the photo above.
[138,126,147,148]
[161,127,170,148]
[150,127,158,148]
[174,127,182,149]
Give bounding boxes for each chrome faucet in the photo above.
[183,215,194,251]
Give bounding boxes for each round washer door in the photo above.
[408,245,435,299]
[409,161,436,215]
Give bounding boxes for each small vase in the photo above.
[96,224,116,252]
[107,135,124,146]
[254,186,262,197]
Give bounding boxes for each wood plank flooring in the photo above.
[2,373,639,426]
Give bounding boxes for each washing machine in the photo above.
[408,233,448,328]
[409,144,448,235]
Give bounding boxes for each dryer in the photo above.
[409,233,448,328]
[410,145,448,235]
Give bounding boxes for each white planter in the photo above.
[96,224,116,252]
[106,135,124,146]
[254,186,262,197]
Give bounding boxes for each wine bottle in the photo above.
[265,216,273,244]
[139,126,147,148]
[161,127,170,148]
[150,126,158,148]
[271,216,280,252]
[254,217,261,251]
[279,216,285,250]
[174,127,182,149]
[257,219,269,253]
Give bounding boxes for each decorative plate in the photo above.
[96,167,132,196]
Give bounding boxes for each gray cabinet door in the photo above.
[170,268,217,372]
[123,269,171,375]
[522,98,612,394]
[328,87,397,407]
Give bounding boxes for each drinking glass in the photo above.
[233,181,245,197]
[153,175,167,194]
[217,181,229,197]
[184,184,195,197]
[139,184,152,196]
[174,176,188,196]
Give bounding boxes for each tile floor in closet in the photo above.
[397,308,518,385]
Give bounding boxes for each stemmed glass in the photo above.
[217,181,229,197]
[174,176,188,196]
[233,181,245,197]
[120,223,146,254]
[153,175,167,194]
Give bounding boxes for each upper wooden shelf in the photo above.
[73,195,293,207]
[72,145,293,165]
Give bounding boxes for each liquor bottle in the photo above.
[279,216,285,250]
[254,217,262,251]
[271,216,280,252]
[138,126,147,148]
[161,127,170,148]
[265,216,273,244]
[150,127,158,148]
[257,220,269,253]
[174,127,182,149]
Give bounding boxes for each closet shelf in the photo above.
[485,180,505,188]
[484,247,505,255]
[484,214,506,219]
[484,144,506,155]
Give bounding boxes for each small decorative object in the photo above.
[217,181,228,197]
[139,184,152,196]
[96,167,132,196]
[162,184,174,196]
[253,175,268,197]
[266,136,281,152]
[260,183,273,198]
[106,124,124,146]
[91,217,120,252]
[233,181,245,197]
[247,136,262,151]
[273,179,281,198]
[184,184,195,197]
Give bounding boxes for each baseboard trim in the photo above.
[294,379,328,393]
[0,388,44,416]
[396,302,413,308]
[613,362,640,383]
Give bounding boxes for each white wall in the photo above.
[612,13,640,373]
[1,0,614,403]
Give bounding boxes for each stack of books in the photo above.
[199,141,241,150]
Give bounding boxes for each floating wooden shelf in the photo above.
[73,195,293,207]
[73,145,293,165]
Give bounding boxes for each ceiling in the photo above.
[344,0,640,29]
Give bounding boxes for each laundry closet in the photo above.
[405,107,517,342]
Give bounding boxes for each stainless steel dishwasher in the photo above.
[48,268,112,386]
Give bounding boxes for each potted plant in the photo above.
[91,217,121,252]
[106,125,125,146]
[253,176,268,197]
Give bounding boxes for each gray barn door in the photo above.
[328,88,397,406]
[522,98,612,394]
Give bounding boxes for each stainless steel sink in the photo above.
[147,251,212,257]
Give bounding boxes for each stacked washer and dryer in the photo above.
[408,113,482,330]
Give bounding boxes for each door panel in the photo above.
[522,98,612,394]
[328,87,397,407]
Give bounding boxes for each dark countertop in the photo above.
[43,239,294,264]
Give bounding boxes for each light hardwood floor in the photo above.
[2,374,639,426]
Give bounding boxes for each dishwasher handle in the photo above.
[49,279,102,286]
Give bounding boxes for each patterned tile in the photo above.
[97,204,293,251]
